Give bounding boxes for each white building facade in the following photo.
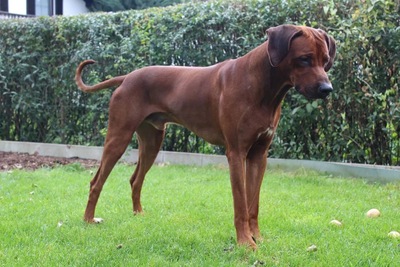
[0,0,88,17]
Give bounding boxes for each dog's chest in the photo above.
[257,125,275,139]
[264,126,275,138]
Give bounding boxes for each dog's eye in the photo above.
[297,56,312,67]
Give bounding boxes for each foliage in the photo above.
[0,0,399,164]
[271,0,400,165]
[83,0,184,11]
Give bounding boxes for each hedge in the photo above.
[0,0,399,165]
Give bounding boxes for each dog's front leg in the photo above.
[245,137,270,241]
[226,150,257,249]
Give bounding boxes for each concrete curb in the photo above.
[0,141,227,166]
[267,158,400,183]
[1,141,399,183]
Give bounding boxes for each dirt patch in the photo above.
[0,151,99,171]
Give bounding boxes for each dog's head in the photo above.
[266,25,336,99]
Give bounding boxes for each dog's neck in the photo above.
[238,42,292,108]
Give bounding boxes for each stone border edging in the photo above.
[1,141,399,183]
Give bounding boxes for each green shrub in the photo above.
[0,0,399,165]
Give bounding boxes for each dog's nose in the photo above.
[318,83,333,94]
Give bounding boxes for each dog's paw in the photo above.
[93,217,104,224]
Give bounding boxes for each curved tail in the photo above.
[75,60,126,93]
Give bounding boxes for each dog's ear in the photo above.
[319,30,336,71]
[266,25,303,67]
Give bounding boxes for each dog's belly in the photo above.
[145,112,225,146]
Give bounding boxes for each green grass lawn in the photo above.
[1,163,399,266]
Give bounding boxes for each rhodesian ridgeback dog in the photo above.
[75,24,336,249]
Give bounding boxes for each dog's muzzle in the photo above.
[317,82,333,99]
[295,82,333,99]
[318,82,333,95]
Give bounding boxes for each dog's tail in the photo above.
[75,60,126,93]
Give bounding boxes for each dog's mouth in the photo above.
[295,83,332,99]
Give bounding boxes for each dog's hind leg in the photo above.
[130,122,165,214]
[84,91,140,223]
[84,128,136,223]
[84,135,134,222]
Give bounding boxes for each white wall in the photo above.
[6,0,88,16]
[8,0,27,15]
[63,0,88,16]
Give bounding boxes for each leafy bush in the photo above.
[0,0,399,165]
[272,0,400,165]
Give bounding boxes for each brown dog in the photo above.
[75,24,336,249]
